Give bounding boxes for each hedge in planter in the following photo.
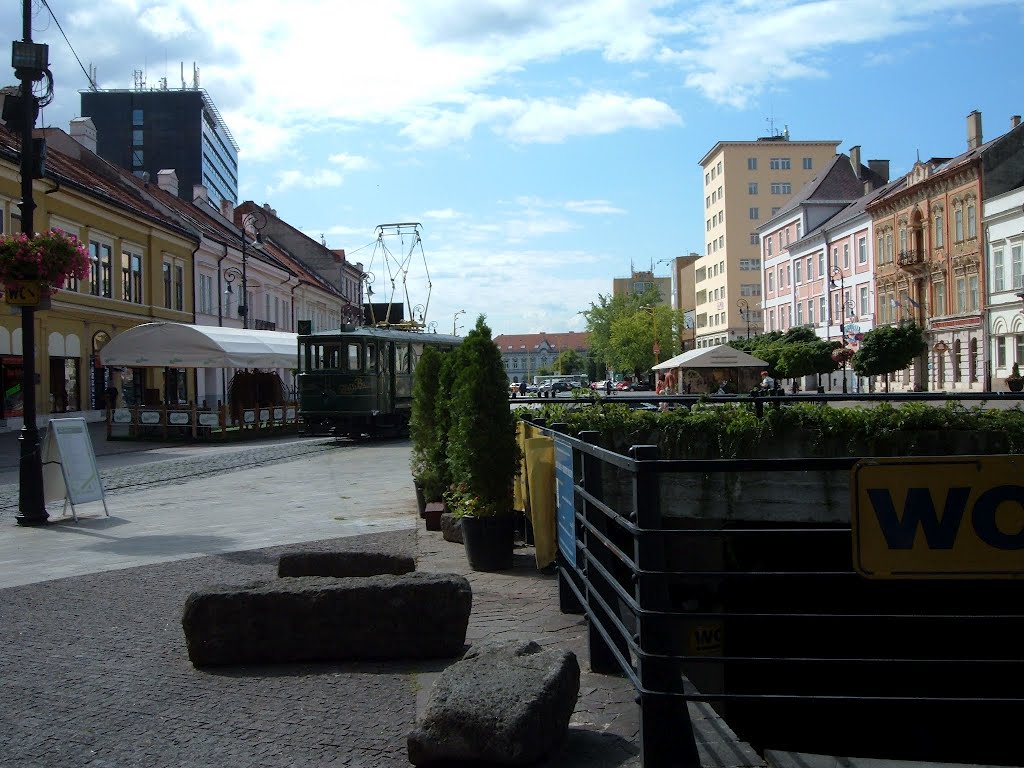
[445,316,520,571]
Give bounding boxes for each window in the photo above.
[935,211,944,247]
[772,207,780,215]
[718,235,724,248]
[954,208,963,242]
[819,297,826,324]
[777,266,783,288]
[748,157,757,170]
[953,340,962,382]
[768,309,775,330]
[876,234,884,265]
[997,336,1006,368]
[748,182,758,194]
[968,274,978,311]
[705,172,710,185]
[994,248,1005,290]
[740,283,761,296]
[786,264,792,285]
[132,108,143,126]
[1013,244,1023,289]
[818,251,825,277]
[121,248,143,303]
[956,277,966,313]
[967,201,977,239]
[808,301,814,325]
[899,227,907,254]
[765,238,773,256]
[970,338,979,382]
[770,182,792,195]
[132,150,143,169]
[707,219,712,231]
[132,129,143,145]
[858,236,867,265]
[750,232,759,245]
[769,157,791,170]
[803,157,813,170]
[796,221,802,238]
[806,257,812,280]
[843,243,850,269]
[886,233,893,263]
[794,260,802,283]
[749,207,759,220]
[174,265,184,311]
[199,274,213,314]
[163,262,172,308]
[768,271,774,292]
[859,285,869,316]
[89,239,113,298]
[796,303,803,325]
[717,161,722,175]
[934,281,946,316]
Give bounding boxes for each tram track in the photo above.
[0,437,346,518]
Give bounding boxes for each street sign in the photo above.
[851,455,1024,579]
[3,280,47,306]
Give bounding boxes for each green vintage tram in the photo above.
[296,324,461,437]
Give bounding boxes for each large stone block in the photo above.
[440,512,463,544]
[277,550,415,577]
[408,639,580,766]
[182,572,472,667]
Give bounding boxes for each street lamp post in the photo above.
[453,309,465,335]
[737,298,751,339]
[13,7,51,526]
[829,266,852,394]
[224,211,266,329]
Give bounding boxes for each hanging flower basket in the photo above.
[831,347,855,366]
[0,229,90,306]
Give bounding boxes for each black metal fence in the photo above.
[533,420,1024,767]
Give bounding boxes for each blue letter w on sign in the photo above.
[865,487,971,550]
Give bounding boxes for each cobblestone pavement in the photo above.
[0,436,762,767]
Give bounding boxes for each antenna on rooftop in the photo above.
[133,69,145,91]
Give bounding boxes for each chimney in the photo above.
[69,117,97,153]
[261,202,277,217]
[868,159,890,183]
[219,198,234,221]
[192,184,208,203]
[848,145,861,177]
[966,110,983,150]
[156,169,178,196]
[1012,115,1022,130]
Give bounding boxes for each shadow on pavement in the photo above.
[72,532,240,556]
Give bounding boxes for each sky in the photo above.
[5,0,1024,336]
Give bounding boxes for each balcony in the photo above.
[897,249,925,269]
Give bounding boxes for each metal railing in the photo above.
[533,420,1024,767]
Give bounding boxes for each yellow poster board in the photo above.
[851,455,1024,579]
[41,418,109,522]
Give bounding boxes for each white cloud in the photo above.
[423,208,463,220]
[565,200,627,215]
[268,168,344,195]
[137,4,193,39]
[328,153,370,171]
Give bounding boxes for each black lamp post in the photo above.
[13,7,51,526]
[737,298,751,339]
[453,308,465,335]
[829,265,854,394]
[221,211,266,329]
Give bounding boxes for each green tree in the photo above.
[852,322,926,392]
[410,346,445,501]
[774,340,837,382]
[446,315,519,515]
[554,348,583,375]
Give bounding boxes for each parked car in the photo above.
[614,380,632,391]
[629,380,652,391]
[591,380,606,391]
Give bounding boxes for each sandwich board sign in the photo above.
[41,418,109,522]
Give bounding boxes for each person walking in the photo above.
[605,379,613,396]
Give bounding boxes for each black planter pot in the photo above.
[1008,378,1024,393]
[461,514,514,571]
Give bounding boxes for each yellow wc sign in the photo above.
[851,456,1024,579]
[3,280,44,306]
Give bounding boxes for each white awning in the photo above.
[100,322,298,369]
[652,346,769,371]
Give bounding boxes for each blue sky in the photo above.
[6,0,1024,336]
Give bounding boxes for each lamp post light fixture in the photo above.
[737,298,751,339]
[453,308,465,335]
[225,210,267,330]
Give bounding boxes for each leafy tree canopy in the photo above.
[554,349,584,375]
[582,286,683,375]
[852,323,926,379]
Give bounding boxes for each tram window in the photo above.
[411,343,423,371]
[310,344,325,370]
[322,345,340,369]
[396,344,410,374]
[367,343,377,372]
[346,342,362,371]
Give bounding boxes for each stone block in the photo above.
[424,502,444,532]
[408,639,580,766]
[278,550,415,577]
[440,512,463,544]
[182,572,472,667]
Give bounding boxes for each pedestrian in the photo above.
[759,371,775,392]
[664,370,677,394]
[105,384,118,409]
[520,381,529,397]
[605,379,613,396]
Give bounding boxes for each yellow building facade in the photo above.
[0,129,198,428]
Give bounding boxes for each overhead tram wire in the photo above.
[38,0,97,89]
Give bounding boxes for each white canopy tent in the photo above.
[653,346,769,371]
[100,322,298,369]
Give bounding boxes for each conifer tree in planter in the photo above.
[445,315,520,571]
[410,345,445,516]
